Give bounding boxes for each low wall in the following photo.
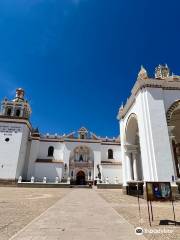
[17,183,71,188]
[0,179,17,187]
[97,184,122,189]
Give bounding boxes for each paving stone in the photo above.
[10,189,146,240]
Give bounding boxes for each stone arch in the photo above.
[166,99,180,178]
[76,170,86,185]
[124,113,143,181]
[125,113,139,145]
[166,100,180,125]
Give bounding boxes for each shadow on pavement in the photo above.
[159,219,180,226]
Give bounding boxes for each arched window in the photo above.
[15,109,21,117]
[81,134,85,139]
[108,149,113,159]
[7,108,12,116]
[48,146,54,157]
[79,154,83,161]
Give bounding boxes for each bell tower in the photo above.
[0,88,32,182]
[1,88,31,119]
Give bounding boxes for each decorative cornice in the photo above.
[30,134,120,145]
[0,117,32,130]
[118,77,180,119]
[32,137,120,145]
[101,162,121,165]
[36,159,64,163]
[101,141,120,146]
[64,138,101,143]
[38,138,64,142]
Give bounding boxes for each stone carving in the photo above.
[31,176,35,183]
[55,177,59,183]
[18,176,22,183]
[155,64,170,79]
[43,176,47,183]
[67,177,70,184]
[78,126,88,139]
[105,176,109,184]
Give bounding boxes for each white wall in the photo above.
[38,141,64,160]
[101,165,122,183]
[0,122,30,180]
[120,86,180,185]
[16,125,30,179]
[34,163,63,182]
[27,139,40,180]
[101,144,121,161]
[26,139,122,182]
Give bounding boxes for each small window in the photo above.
[108,149,113,159]
[48,146,54,157]
[7,108,12,116]
[5,138,10,142]
[16,109,21,117]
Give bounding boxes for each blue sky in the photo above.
[0,0,179,137]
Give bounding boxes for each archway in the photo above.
[76,171,86,185]
[69,145,94,184]
[125,114,143,181]
[167,100,180,178]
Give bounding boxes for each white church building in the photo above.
[0,64,179,193]
[118,64,180,193]
[0,89,122,184]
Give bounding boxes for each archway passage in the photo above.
[125,114,143,181]
[168,101,180,178]
[76,171,86,185]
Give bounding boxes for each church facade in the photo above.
[0,64,179,191]
[0,90,121,184]
[118,64,180,192]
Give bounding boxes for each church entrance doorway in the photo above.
[76,171,86,185]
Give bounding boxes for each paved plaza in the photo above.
[98,189,180,240]
[0,187,71,240]
[0,187,179,240]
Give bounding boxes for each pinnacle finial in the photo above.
[120,102,124,110]
[138,65,148,79]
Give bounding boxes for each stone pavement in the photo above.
[10,189,146,240]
